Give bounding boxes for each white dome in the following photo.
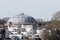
[8,13,36,24]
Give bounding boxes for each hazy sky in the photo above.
[0,0,60,21]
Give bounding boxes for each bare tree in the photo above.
[36,18,44,23]
[52,11,60,21]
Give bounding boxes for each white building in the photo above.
[6,13,38,40]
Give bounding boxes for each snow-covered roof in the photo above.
[8,13,36,24]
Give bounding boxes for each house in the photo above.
[5,13,39,40]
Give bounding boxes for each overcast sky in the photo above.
[0,0,60,21]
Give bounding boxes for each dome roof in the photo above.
[8,13,36,24]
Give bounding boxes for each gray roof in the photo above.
[8,13,36,24]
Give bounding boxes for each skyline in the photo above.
[0,0,60,21]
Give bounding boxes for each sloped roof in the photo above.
[8,13,37,24]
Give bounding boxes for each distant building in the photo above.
[5,13,39,40]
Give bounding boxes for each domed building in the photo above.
[6,13,38,40]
